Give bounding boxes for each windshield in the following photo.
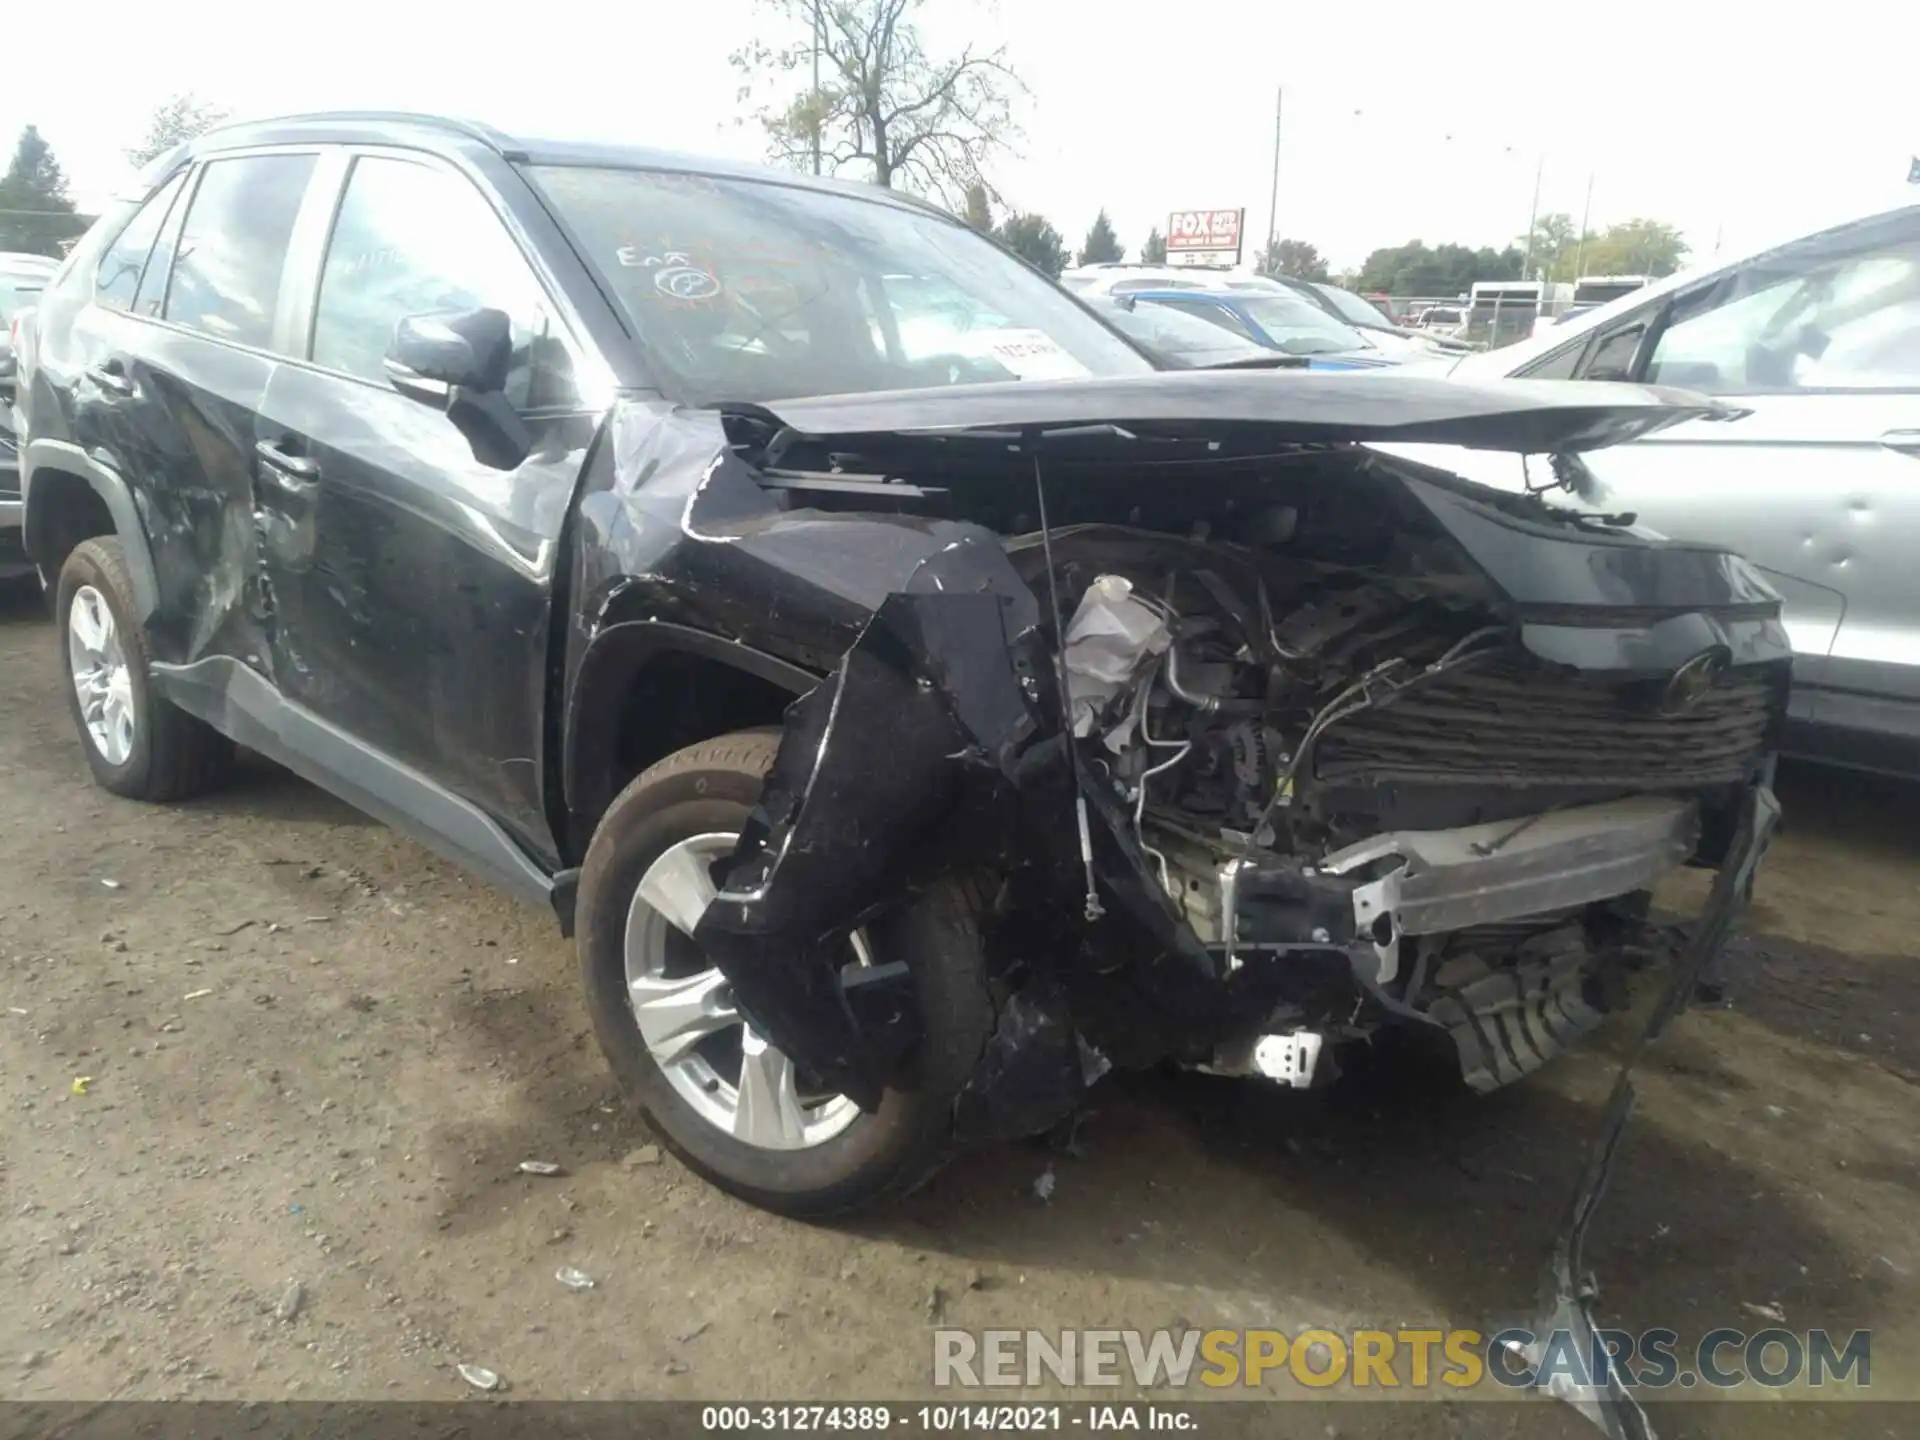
[527,166,1150,402]
[1230,294,1368,354]
[1309,282,1395,330]
[1092,297,1269,367]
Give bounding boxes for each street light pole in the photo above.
[1572,170,1594,279]
[1265,86,1282,266]
[1520,151,1544,280]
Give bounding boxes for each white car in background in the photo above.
[1381,203,1920,776]
[1060,263,1278,295]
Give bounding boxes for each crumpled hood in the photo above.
[737,371,1732,455]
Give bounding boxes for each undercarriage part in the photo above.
[1197,1028,1328,1087]
[1254,1031,1324,1087]
[1425,945,1612,1092]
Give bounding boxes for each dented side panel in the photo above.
[249,368,594,864]
[74,320,280,671]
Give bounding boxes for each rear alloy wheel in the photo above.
[577,730,997,1216]
[55,537,233,801]
[67,584,137,767]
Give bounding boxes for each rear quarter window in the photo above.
[162,154,317,350]
[93,172,186,313]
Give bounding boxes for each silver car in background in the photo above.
[1390,204,1920,776]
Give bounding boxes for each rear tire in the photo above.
[56,537,233,801]
[577,730,997,1216]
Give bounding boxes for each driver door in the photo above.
[252,149,589,864]
[1547,209,1920,727]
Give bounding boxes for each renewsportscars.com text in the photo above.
[933,1326,1871,1391]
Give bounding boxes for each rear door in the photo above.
[252,150,590,862]
[1542,210,1920,735]
[55,151,319,666]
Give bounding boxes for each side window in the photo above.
[93,172,186,313]
[1646,231,1920,393]
[1578,322,1647,382]
[164,154,317,350]
[135,169,196,318]
[310,157,576,409]
[1517,337,1585,380]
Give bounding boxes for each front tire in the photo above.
[577,730,996,1217]
[56,537,233,801]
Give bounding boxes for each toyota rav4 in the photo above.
[16,113,1782,1224]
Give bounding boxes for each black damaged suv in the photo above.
[17,113,1783,1218]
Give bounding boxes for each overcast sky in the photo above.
[6,0,1915,272]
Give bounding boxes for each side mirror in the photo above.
[383,307,530,471]
[384,307,514,402]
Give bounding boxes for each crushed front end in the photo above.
[656,375,1786,1128]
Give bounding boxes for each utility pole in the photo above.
[1265,86,1283,267]
[1520,152,1545,280]
[811,0,823,175]
[1572,171,1594,279]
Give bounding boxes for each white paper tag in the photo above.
[975,327,1091,381]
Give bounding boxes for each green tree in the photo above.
[1356,239,1522,296]
[730,0,1022,206]
[126,93,230,170]
[962,180,994,233]
[1579,218,1689,278]
[996,212,1068,277]
[1140,227,1166,264]
[1077,208,1123,265]
[1256,237,1329,282]
[0,125,80,257]
[1519,211,1578,281]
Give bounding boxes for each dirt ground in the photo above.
[2,580,1916,1438]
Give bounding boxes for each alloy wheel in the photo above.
[67,585,136,766]
[622,832,864,1149]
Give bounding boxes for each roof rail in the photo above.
[204,111,519,154]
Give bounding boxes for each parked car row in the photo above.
[4,112,1788,1227]
[2,250,59,581]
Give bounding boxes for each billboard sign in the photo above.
[1166,208,1245,266]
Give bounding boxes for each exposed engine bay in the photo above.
[1010,514,1769,1094]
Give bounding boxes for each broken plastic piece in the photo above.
[555,1266,595,1291]
[456,1363,501,1391]
[517,1160,562,1176]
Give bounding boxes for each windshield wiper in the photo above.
[1196,354,1311,370]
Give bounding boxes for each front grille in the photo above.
[1314,659,1775,790]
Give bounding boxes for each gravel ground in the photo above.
[1,582,1915,1437]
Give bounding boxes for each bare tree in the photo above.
[127,94,230,170]
[732,0,1022,206]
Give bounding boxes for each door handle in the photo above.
[1880,430,1920,459]
[255,439,320,481]
[85,362,134,397]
